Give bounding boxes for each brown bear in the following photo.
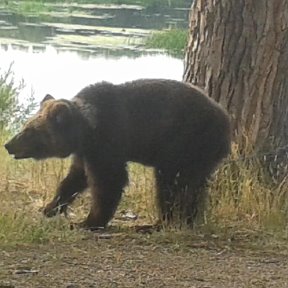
[5,79,231,229]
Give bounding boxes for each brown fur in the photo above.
[5,79,231,229]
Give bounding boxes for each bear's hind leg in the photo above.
[177,167,210,226]
[44,156,88,217]
[155,168,178,226]
[155,167,210,228]
[82,163,128,230]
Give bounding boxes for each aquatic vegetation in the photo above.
[4,0,190,16]
[5,1,52,15]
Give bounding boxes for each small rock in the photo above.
[14,268,39,275]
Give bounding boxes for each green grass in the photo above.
[0,213,81,245]
[6,1,51,15]
[145,29,188,57]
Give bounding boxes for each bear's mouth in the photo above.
[11,152,31,160]
[14,154,31,160]
[5,147,33,159]
[5,141,43,160]
[4,137,32,159]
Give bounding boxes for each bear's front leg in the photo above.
[80,163,128,230]
[44,156,88,217]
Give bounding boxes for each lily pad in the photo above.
[40,11,114,20]
[18,22,46,27]
[0,26,18,30]
[0,38,30,45]
[0,37,45,49]
[46,3,144,11]
[45,34,143,49]
[41,22,154,37]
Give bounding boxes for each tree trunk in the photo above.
[183,0,288,151]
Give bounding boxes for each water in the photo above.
[0,45,183,102]
[0,2,190,103]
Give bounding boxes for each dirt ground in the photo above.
[0,229,287,288]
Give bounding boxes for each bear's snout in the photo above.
[4,139,15,154]
[4,142,10,152]
[4,132,30,159]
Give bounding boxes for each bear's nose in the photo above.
[4,141,17,155]
[4,142,10,151]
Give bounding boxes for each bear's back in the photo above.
[73,79,223,121]
[73,79,230,167]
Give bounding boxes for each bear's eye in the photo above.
[50,106,71,128]
[55,113,66,126]
[50,117,68,130]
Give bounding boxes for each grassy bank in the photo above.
[1,69,288,247]
[1,130,288,246]
[0,132,157,245]
[145,29,188,57]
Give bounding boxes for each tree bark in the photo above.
[183,0,288,151]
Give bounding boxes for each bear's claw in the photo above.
[69,221,105,232]
[43,197,68,217]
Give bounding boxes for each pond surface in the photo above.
[0,2,190,102]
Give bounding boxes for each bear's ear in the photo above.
[51,102,71,127]
[41,94,55,106]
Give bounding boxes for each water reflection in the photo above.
[0,3,190,51]
[0,2,187,104]
[0,45,183,103]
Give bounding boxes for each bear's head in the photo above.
[5,94,81,160]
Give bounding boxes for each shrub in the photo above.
[0,64,36,131]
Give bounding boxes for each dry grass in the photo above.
[1,129,288,246]
[208,143,288,232]
[0,130,159,245]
